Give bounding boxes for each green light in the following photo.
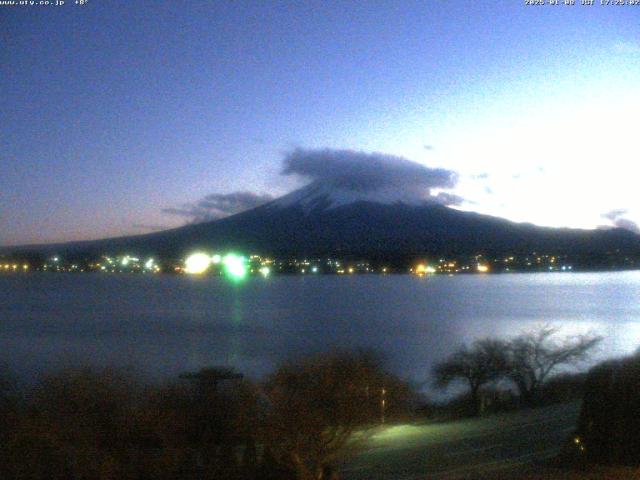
[211,254,222,264]
[223,253,247,280]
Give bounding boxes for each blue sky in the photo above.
[2,1,639,245]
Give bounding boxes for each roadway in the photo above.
[339,402,581,480]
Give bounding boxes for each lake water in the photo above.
[1,271,639,384]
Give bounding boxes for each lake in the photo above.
[1,271,639,384]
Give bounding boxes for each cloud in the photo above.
[601,209,640,234]
[282,148,458,199]
[131,223,171,232]
[163,191,275,224]
[612,218,640,234]
[602,209,628,221]
[471,173,489,180]
[433,192,466,206]
[163,149,464,223]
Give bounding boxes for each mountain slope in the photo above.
[5,183,640,262]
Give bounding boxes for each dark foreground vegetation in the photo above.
[492,349,640,479]
[0,350,414,480]
[464,349,640,479]
[576,350,640,465]
[1,328,639,480]
[430,326,601,417]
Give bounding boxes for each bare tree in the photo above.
[506,325,601,405]
[432,339,508,416]
[261,350,411,480]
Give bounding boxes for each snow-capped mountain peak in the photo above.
[268,182,431,213]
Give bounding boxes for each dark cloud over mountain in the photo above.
[433,192,466,206]
[602,209,640,234]
[282,148,458,197]
[164,191,274,224]
[163,149,464,223]
[132,223,171,232]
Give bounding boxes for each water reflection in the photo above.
[1,271,639,383]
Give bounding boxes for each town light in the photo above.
[185,252,211,274]
[415,264,435,275]
[223,253,247,280]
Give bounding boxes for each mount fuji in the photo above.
[6,181,640,263]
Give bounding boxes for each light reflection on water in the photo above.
[0,271,639,383]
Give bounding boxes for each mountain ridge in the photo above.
[3,189,640,266]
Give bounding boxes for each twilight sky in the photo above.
[2,1,640,246]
